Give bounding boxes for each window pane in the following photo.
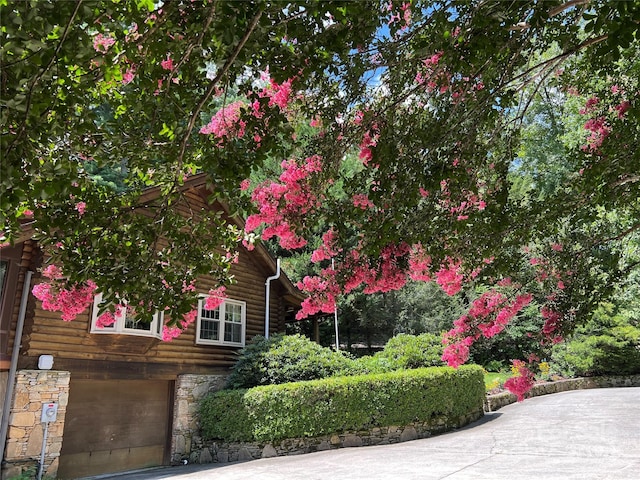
[124,308,152,331]
[224,322,242,343]
[200,305,220,340]
[225,303,242,323]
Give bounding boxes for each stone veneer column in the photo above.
[2,370,70,480]
[170,374,228,465]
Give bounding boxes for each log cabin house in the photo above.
[0,175,304,479]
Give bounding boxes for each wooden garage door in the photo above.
[58,379,173,479]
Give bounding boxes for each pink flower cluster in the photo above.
[32,265,97,322]
[415,51,445,93]
[93,33,115,53]
[407,243,432,282]
[260,77,293,110]
[582,116,611,152]
[359,128,379,165]
[311,229,340,263]
[95,304,125,328]
[199,101,246,144]
[296,269,340,319]
[205,286,227,310]
[162,308,198,341]
[435,257,463,295]
[504,360,536,401]
[442,290,533,367]
[541,306,563,343]
[245,155,323,249]
[352,194,374,210]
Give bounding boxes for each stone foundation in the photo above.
[2,370,70,480]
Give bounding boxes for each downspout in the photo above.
[1,270,33,463]
[264,259,281,339]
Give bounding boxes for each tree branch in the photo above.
[6,0,83,158]
[174,8,264,174]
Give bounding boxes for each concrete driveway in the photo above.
[98,387,640,480]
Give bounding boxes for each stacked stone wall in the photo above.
[170,374,228,465]
[187,407,484,465]
[2,370,70,480]
[485,374,640,411]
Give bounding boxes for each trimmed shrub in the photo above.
[376,332,444,369]
[338,333,445,376]
[225,334,353,389]
[200,365,485,443]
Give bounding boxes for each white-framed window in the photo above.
[90,294,163,339]
[195,296,246,347]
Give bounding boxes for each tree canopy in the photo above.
[2,1,639,388]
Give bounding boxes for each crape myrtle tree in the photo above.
[2,0,639,397]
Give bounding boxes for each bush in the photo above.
[550,303,640,377]
[376,333,445,369]
[225,334,353,389]
[551,332,640,377]
[200,365,485,443]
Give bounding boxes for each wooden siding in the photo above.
[19,246,289,375]
[11,186,296,378]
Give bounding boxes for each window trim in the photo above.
[90,294,163,339]
[195,296,246,347]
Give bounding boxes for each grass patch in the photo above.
[484,371,510,392]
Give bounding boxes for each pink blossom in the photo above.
[408,244,432,281]
[42,264,64,280]
[541,307,562,337]
[162,325,183,342]
[75,202,86,216]
[579,96,600,115]
[200,101,246,144]
[615,100,630,119]
[32,278,97,322]
[504,361,535,401]
[352,194,374,210]
[205,286,227,310]
[582,116,610,152]
[240,179,251,191]
[311,229,340,263]
[180,309,198,328]
[161,56,174,71]
[93,34,115,53]
[551,243,563,252]
[435,258,463,296]
[96,311,117,328]
[122,67,136,85]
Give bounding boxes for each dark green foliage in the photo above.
[550,303,640,377]
[200,365,485,443]
[225,334,353,389]
[376,333,445,369]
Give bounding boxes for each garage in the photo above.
[57,379,174,479]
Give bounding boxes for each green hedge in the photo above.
[200,365,485,443]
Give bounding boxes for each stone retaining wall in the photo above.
[484,374,640,411]
[170,374,228,465]
[181,408,484,465]
[2,370,70,480]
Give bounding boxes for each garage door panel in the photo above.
[58,379,172,479]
